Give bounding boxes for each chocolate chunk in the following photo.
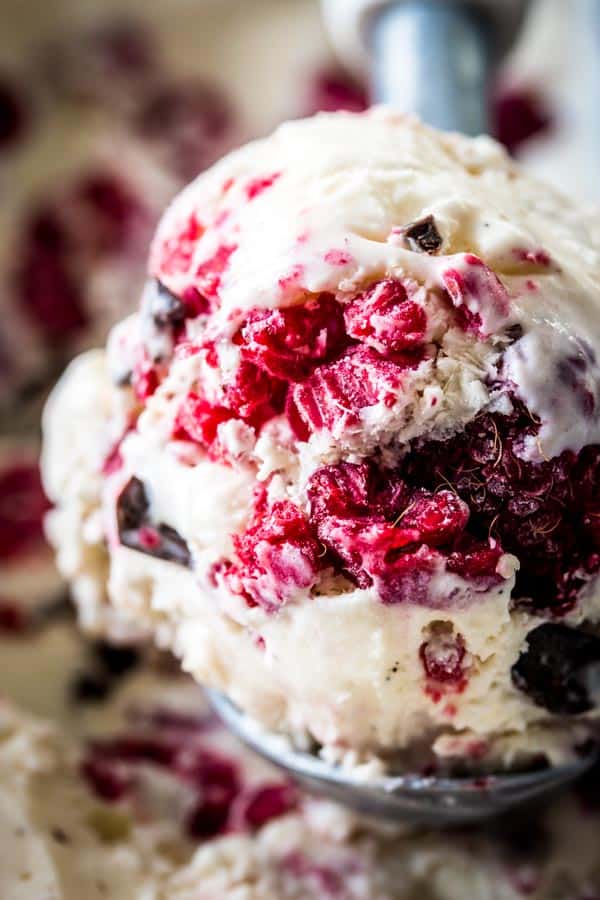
[404,215,443,254]
[152,522,193,567]
[50,827,70,845]
[505,323,524,343]
[116,477,192,567]
[116,477,149,532]
[70,670,112,704]
[94,641,140,676]
[512,623,600,714]
[148,280,187,329]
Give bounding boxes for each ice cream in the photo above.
[2,616,600,899]
[43,108,600,771]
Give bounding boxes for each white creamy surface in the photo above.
[2,620,600,899]
[152,109,600,458]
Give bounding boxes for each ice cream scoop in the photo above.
[42,110,600,824]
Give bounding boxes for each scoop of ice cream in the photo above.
[43,109,600,770]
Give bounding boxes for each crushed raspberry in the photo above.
[229,494,324,611]
[0,463,49,560]
[136,80,232,180]
[0,601,29,633]
[230,783,298,830]
[277,263,305,293]
[240,294,347,380]
[344,279,427,355]
[420,629,467,686]
[223,360,287,430]
[245,172,281,200]
[174,392,234,452]
[82,725,253,840]
[16,244,87,340]
[400,490,469,546]
[195,243,236,300]
[74,171,146,255]
[85,20,156,78]
[0,77,29,150]
[131,360,159,400]
[101,424,134,476]
[343,279,427,355]
[442,255,510,336]
[513,247,553,268]
[308,461,499,604]
[324,249,353,266]
[492,83,552,156]
[181,285,210,317]
[153,211,204,279]
[446,537,503,582]
[305,66,369,115]
[81,755,131,801]
[287,345,421,442]
[402,399,600,612]
[174,360,286,455]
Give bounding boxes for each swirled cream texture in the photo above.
[43,109,600,769]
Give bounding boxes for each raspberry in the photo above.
[493,84,552,156]
[17,246,87,339]
[400,490,469,546]
[512,624,600,714]
[245,172,281,200]
[85,20,156,77]
[401,397,600,612]
[305,66,369,115]
[442,254,510,336]
[0,463,49,560]
[307,461,375,520]
[195,243,236,300]
[446,537,503,583]
[152,211,204,279]
[0,601,29,633]
[308,463,472,603]
[343,279,427,354]
[223,360,287,430]
[231,496,323,611]
[82,726,242,840]
[420,629,466,685]
[287,345,417,441]
[230,783,298,830]
[137,80,232,180]
[174,392,234,451]
[74,171,146,255]
[241,294,346,380]
[131,360,159,400]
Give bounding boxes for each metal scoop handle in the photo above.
[372,1,491,134]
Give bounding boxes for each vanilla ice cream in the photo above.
[43,109,600,770]
[2,617,600,899]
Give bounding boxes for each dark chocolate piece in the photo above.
[116,476,192,568]
[148,280,187,329]
[404,215,443,254]
[512,623,600,714]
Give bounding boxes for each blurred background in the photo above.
[0,0,597,631]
